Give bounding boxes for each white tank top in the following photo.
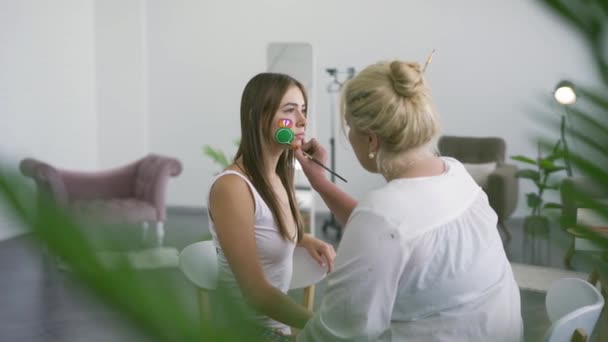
[208,170,295,333]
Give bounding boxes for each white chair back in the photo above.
[179,241,327,291]
[544,277,604,342]
[179,240,218,290]
[290,246,327,289]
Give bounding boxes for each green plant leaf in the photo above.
[526,192,542,209]
[543,202,563,209]
[536,0,608,277]
[202,145,230,169]
[538,158,556,169]
[0,167,263,341]
[534,157,567,174]
[580,87,608,114]
[511,155,537,165]
[538,159,568,174]
[516,169,541,181]
[545,165,567,174]
[539,183,560,191]
[545,148,566,162]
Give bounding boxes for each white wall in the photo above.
[0,0,97,239]
[0,0,97,168]
[145,0,248,207]
[95,0,148,168]
[145,0,596,216]
[0,0,598,236]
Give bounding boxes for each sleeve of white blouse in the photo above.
[296,209,410,342]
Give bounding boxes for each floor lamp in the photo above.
[553,80,576,177]
[321,67,355,240]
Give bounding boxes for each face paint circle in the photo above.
[274,127,295,145]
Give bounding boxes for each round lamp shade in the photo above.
[554,80,577,105]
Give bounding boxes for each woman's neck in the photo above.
[384,156,444,181]
[381,147,442,181]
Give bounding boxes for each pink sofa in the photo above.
[19,154,183,245]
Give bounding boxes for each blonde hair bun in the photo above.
[389,61,424,98]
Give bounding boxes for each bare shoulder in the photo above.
[209,170,255,219]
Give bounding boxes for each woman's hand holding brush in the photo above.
[295,138,347,185]
[295,138,356,226]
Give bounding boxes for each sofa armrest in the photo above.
[135,155,183,221]
[485,164,518,220]
[19,158,68,206]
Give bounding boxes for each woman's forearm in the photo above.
[249,285,312,329]
[312,179,357,227]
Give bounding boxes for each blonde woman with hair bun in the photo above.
[294,60,523,341]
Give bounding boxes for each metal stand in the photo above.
[321,135,341,239]
[321,67,355,241]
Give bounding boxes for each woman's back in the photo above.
[385,158,522,340]
[298,157,523,341]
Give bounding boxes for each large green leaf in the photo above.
[545,148,566,162]
[511,155,537,165]
[580,87,608,114]
[516,169,541,181]
[539,183,560,191]
[0,167,263,341]
[202,145,230,169]
[545,165,567,174]
[538,159,565,173]
[526,192,542,209]
[543,202,563,209]
[537,0,608,277]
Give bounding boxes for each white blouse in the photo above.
[298,157,523,341]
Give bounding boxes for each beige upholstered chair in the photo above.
[438,136,519,240]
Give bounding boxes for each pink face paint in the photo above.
[278,118,293,128]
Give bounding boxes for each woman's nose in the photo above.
[296,109,307,127]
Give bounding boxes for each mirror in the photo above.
[267,42,313,95]
[266,43,315,234]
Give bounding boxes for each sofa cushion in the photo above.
[70,198,158,224]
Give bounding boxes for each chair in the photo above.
[438,136,518,240]
[19,154,182,245]
[544,278,604,341]
[560,176,608,268]
[179,241,327,328]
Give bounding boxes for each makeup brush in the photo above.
[301,151,348,183]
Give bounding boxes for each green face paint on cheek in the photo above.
[274,127,295,145]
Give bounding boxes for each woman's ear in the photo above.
[368,132,380,153]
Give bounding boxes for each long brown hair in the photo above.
[234,73,305,242]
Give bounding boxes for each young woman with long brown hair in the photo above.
[207,72,335,339]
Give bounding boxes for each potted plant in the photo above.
[202,139,240,173]
[511,140,568,233]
